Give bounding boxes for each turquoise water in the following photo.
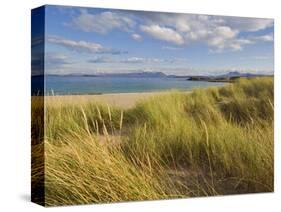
[44,76,225,95]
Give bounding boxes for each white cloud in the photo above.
[87,56,186,64]
[135,13,273,51]
[140,25,184,45]
[253,33,274,42]
[87,56,114,63]
[88,56,164,64]
[214,26,238,39]
[68,10,273,52]
[136,14,263,51]
[121,57,164,63]
[131,33,142,41]
[47,35,126,54]
[44,52,75,74]
[121,57,147,63]
[71,9,135,34]
[162,46,183,50]
[45,52,71,65]
[253,55,272,60]
[224,17,273,32]
[208,37,253,52]
[206,26,245,51]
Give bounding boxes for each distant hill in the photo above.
[95,71,167,78]
[217,71,267,78]
[187,71,271,82]
[42,71,272,80]
[45,71,167,78]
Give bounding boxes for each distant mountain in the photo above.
[187,71,272,82]
[96,71,167,78]
[167,74,190,78]
[217,71,267,78]
[46,71,168,78]
[43,71,272,79]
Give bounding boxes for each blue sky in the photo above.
[42,5,274,75]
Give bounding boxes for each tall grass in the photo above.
[32,77,274,206]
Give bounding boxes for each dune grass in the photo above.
[31,77,274,206]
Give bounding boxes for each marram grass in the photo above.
[32,77,274,206]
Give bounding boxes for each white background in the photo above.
[0,0,280,211]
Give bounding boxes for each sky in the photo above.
[39,5,274,75]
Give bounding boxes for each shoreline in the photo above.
[40,82,231,109]
[44,91,181,109]
[45,90,173,96]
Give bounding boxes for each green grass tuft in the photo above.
[32,77,274,206]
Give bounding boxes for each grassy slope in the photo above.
[32,77,274,206]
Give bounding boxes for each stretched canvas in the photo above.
[31,5,274,207]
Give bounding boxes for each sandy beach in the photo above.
[45,91,173,109]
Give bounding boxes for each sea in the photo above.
[33,75,226,95]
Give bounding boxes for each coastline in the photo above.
[44,91,182,109]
